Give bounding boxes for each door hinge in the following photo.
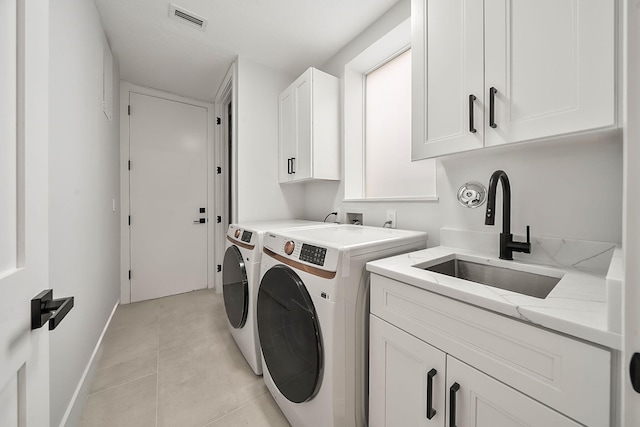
[217,265,222,273]
[128,270,131,280]
[128,105,131,115]
[216,117,221,125]
[128,160,131,170]
[128,215,131,225]
[216,166,221,174]
[216,216,222,223]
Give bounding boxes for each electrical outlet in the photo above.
[386,210,397,228]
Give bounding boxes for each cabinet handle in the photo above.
[469,94,477,133]
[426,368,437,419]
[489,87,497,128]
[449,382,460,427]
[291,157,296,173]
[287,158,292,174]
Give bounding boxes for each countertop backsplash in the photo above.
[440,228,617,278]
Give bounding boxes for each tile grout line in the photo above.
[200,388,273,427]
[87,371,157,397]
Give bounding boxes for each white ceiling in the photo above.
[94,0,400,102]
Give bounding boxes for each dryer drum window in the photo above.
[222,245,249,328]
[257,265,323,403]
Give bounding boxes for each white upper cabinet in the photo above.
[411,0,485,158]
[412,0,616,159]
[278,67,340,183]
[278,87,296,183]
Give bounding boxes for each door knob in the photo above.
[31,289,74,330]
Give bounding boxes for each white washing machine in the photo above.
[222,220,336,375]
[257,225,428,426]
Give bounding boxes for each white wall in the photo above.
[236,56,305,222]
[49,0,121,425]
[305,0,623,246]
[437,131,622,243]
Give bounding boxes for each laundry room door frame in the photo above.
[119,82,216,304]
[214,61,238,293]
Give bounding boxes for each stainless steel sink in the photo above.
[423,258,561,299]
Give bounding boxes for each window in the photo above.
[344,18,436,201]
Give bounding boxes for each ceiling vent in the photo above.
[169,4,208,31]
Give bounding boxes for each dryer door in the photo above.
[257,265,323,403]
[222,245,249,328]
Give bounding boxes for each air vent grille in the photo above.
[169,4,208,31]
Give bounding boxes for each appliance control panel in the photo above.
[263,233,339,273]
[299,244,327,266]
[227,225,257,246]
[241,230,253,243]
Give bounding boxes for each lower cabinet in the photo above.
[370,315,581,426]
[370,315,446,426]
[369,274,612,426]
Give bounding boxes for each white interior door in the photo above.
[129,93,208,302]
[0,0,51,425]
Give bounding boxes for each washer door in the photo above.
[222,245,249,328]
[257,265,323,403]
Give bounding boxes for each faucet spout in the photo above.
[484,170,530,260]
[485,170,511,234]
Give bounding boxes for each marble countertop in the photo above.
[366,228,623,350]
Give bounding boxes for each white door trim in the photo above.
[119,82,215,304]
[213,60,238,293]
[623,0,640,425]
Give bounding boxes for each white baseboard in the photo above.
[58,300,119,427]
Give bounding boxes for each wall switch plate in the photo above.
[386,210,397,228]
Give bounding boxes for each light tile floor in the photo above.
[79,289,290,427]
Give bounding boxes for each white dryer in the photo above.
[222,220,335,375]
[257,225,428,426]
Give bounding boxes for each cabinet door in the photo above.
[369,315,446,427]
[291,70,312,181]
[278,86,295,183]
[411,0,484,160]
[446,357,581,427]
[484,0,615,147]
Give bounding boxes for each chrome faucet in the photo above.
[485,170,531,260]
